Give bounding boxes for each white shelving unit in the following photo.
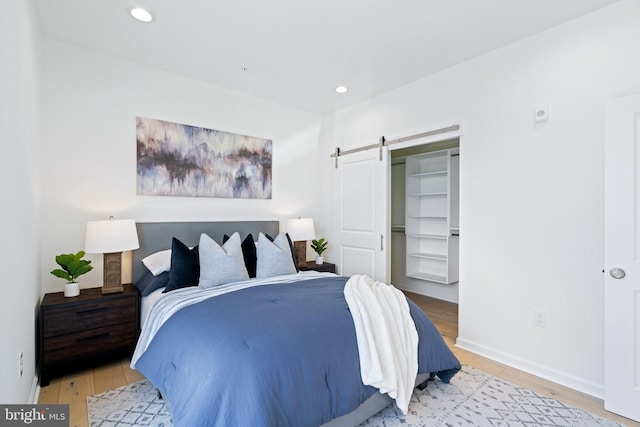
[405,149,459,284]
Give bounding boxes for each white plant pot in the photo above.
[315,256,323,265]
[64,282,80,297]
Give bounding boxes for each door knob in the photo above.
[610,268,626,279]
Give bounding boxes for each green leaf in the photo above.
[73,263,93,278]
[67,259,80,273]
[311,238,328,256]
[55,254,73,268]
[51,269,72,282]
[51,251,93,282]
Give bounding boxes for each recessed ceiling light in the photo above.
[335,86,349,94]
[130,7,154,23]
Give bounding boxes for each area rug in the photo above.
[87,366,624,427]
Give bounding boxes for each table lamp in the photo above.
[286,217,316,268]
[85,217,139,294]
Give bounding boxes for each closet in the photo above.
[390,140,459,302]
[331,126,461,302]
[405,149,459,284]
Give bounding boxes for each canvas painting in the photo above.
[136,117,272,199]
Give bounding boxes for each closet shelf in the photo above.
[406,272,448,283]
[406,234,448,239]
[408,252,447,260]
[408,170,447,178]
[408,192,447,197]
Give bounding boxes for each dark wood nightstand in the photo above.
[39,284,139,386]
[299,261,336,274]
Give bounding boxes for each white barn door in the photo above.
[333,148,388,282]
[604,93,640,422]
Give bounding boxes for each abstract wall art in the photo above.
[136,117,272,199]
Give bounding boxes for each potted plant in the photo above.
[310,238,328,265]
[50,251,93,297]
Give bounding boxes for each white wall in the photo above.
[40,41,325,294]
[320,0,640,397]
[0,0,42,403]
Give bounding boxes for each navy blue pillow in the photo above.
[266,233,298,272]
[164,237,199,293]
[223,233,257,278]
[135,271,170,296]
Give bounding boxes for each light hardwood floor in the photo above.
[39,293,639,427]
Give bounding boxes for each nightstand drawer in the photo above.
[43,321,137,365]
[43,296,136,337]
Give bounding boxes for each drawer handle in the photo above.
[76,333,110,343]
[76,307,109,316]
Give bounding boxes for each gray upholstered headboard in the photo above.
[132,221,280,284]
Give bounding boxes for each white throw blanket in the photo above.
[344,274,419,414]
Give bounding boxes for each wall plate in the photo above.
[534,105,549,123]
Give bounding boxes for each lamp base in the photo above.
[102,252,124,294]
[293,241,307,268]
[102,285,124,294]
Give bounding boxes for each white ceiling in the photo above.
[34,0,620,114]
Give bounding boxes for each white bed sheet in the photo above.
[140,287,167,329]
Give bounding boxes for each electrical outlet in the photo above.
[18,351,23,378]
[533,309,546,328]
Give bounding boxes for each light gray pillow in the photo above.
[256,232,297,278]
[198,232,249,288]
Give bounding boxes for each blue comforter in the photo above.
[135,276,460,426]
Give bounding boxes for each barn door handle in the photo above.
[610,268,626,279]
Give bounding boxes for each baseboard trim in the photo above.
[455,337,603,399]
[28,375,40,404]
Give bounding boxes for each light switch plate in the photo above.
[534,105,549,123]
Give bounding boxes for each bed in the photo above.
[130,221,461,427]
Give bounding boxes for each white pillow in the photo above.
[256,232,297,279]
[141,249,172,276]
[198,232,249,288]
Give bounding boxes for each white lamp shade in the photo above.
[85,219,140,253]
[286,217,316,241]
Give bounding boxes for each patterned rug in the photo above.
[87,366,624,427]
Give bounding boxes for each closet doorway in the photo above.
[390,138,460,303]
